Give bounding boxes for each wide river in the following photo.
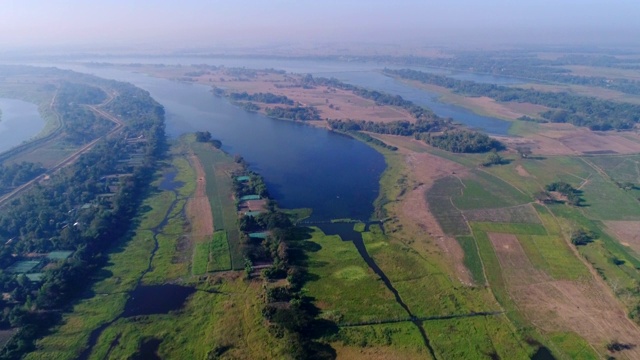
[51,58,515,221]
[0,98,45,154]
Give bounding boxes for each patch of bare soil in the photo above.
[186,154,214,238]
[515,165,531,177]
[489,233,640,357]
[604,221,640,254]
[382,137,474,286]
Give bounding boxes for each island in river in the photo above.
[23,61,640,360]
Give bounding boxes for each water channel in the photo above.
[0,98,45,154]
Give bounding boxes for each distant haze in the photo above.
[2,0,639,53]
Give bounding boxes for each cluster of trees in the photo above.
[385,68,640,131]
[0,80,165,359]
[418,130,503,153]
[544,181,583,206]
[194,131,222,148]
[233,172,269,199]
[265,106,320,121]
[327,118,447,136]
[229,91,294,105]
[570,229,597,246]
[0,162,45,191]
[231,169,333,359]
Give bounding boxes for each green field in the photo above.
[193,230,231,275]
[190,141,243,269]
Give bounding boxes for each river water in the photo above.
[47,57,515,220]
[0,98,45,154]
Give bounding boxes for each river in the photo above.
[54,65,385,222]
[0,98,45,154]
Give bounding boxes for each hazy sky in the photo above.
[2,0,639,51]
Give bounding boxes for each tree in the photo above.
[483,150,504,166]
[571,229,596,246]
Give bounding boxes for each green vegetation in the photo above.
[265,105,321,121]
[455,236,485,284]
[420,130,503,153]
[0,162,44,193]
[192,231,232,275]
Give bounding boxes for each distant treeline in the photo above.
[385,68,640,130]
[372,53,640,95]
[327,118,446,136]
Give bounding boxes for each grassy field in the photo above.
[302,227,408,324]
[190,142,244,270]
[455,236,485,284]
[193,230,231,275]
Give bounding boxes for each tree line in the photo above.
[384,68,640,131]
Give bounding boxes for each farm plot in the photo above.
[426,176,469,236]
[604,221,640,255]
[487,232,640,358]
[464,203,541,224]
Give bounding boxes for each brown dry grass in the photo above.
[186,153,214,238]
[604,221,640,254]
[378,135,474,285]
[489,233,640,358]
